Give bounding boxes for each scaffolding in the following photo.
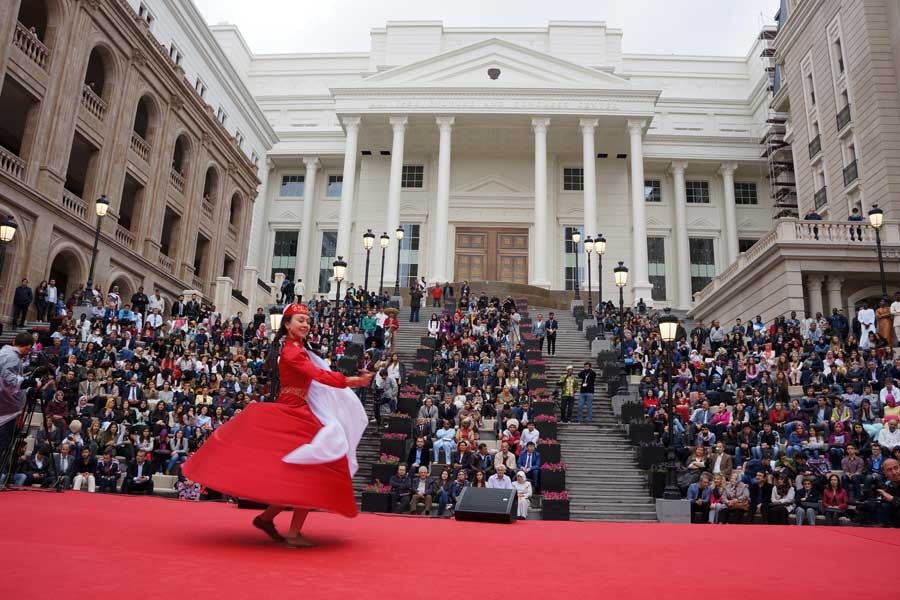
[760,22,797,218]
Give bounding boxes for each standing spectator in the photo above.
[576,362,596,423]
[409,286,422,322]
[545,312,559,356]
[293,278,305,305]
[45,279,58,318]
[34,281,48,322]
[280,277,293,304]
[558,366,578,423]
[130,286,148,316]
[430,283,442,308]
[12,279,32,327]
[148,289,164,314]
[531,313,547,353]
[891,292,900,347]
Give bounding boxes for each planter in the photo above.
[542,499,570,521]
[537,443,561,463]
[415,348,435,361]
[370,462,399,484]
[638,445,666,470]
[541,470,566,492]
[531,402,556,418]
[361,492,393,513]
[628,422,654,445]
[526,364,545,376]
[387,416,413,434]
[380,437,409,458]
[620,402,644,423]
[535,421,557,440]
[524,338,541,350]
[527,378,548,390]
[408,375,428,389]
[397,396,420,417]
[420,337,436,348]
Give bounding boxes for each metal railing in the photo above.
[808,134,821,159]
[836,104,852,131]
[843,160,859,186]
[814,186,827,209]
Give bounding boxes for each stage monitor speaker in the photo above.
[454,487,517,524]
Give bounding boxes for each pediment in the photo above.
[355,38,636,89]
[689,217,716,229]
[646,217,668,229]
[275,210,300,222]
[452,174,532,196]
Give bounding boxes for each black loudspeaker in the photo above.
[453,487,517,524]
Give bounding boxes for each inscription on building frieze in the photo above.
[362,98,630,111]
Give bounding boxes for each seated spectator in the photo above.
[794,478,820,526]
[687,473,712,523]
[841,444,865,501]
[517,441,541,489]
[54,443,76,490]
[878,417,900,452]
[514,471,533,519]
[177,477,202,501]
[72,446,97,492]
[768,473,795,525]
[684,446,708,486]
[720,471,750,524]
[433,419,456,464]
[406,437,431,473]
[494,441,517,474]
[487,464,513,489]
[471,470,488,489]
[23,447,52,488]
[95,450,120,493]
[473,443,494,477]
[167,429,190,475]
[389,465,412,513]
[410,465,437,515]
[434,468,455,517]
[749,471,773,523]
[501,419,521,455]
[709,441,733,481]
[828,421,851,470]
[122,449,154,495]
[708,473,727,524]
[451,441,474,477]
[822,473,849,525]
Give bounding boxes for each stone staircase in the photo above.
[0,320,50,345]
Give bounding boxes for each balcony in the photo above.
[843,160,859,187]
[201,198,214,221]
[130,132,151,162]
[158,253,174,274]
[192,276,205,293]
[81,84,107,122]
[814,186,827,209]
[0,145,26,181]
[170,169,185,194]
[115,224,135,249]
[61,189,87,220]
[808,134,821,160]
[13,22,49,71]
[836,104,852,131]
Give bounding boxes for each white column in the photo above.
[297,157,319,286]
[669,161,692,310]
[386,116,407,293]
[826,275,844,313]
[627,119,653,306]
[719,162,739,265]
[806,275,824,317]
[431,116,454,283]
[580,118,598,241]
[531,117,551,288]
[335,116,361,281]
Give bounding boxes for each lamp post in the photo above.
[83,195,110,305]
[379,232,389,297]
[362,229,375,294]
[614,261,628,362]
[571,230,581,301]
[869,204,887,297]
[595,234,606,339]
[393,226,404,296]
[268,304,284,338]
[331,256,347,362]
[658,307,680,499]
[584,236,594,318]
[0,215,17,244]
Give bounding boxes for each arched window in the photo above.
[132,96,157,141]
[17,1,48,42]
[228,193,242,228]
[84,47,110,99]
[203,167,219,203]
[172,135,191,175]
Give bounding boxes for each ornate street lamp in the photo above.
[595,234,606,339]
[614,261,628,362]
[868,204,887,297]
[393,226,404,296]
[379,232,389,297]
[268,304,284,334]
[83,195,110,305]
[658,307,680,499]
[331,256,347,362]
[584,236,594,318]
[362,229,375,294]
[571,230,581,301]
[0,215,18,243]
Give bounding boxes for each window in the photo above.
[401,165,424,189]
[685,180,710,204]
[399,223,421,289]
[235,130,244,149]
[271,231,299,283]
[280,175,304,198]
[563,168,584,191]
[738,239,758,253]
[806,73,816,106]
[216,107,227,126]
[326,175,342,197]
[647,237,666,302]
[563,226,584,291]
[734,182,758,205]
[195,77,207,99]
[138,2,155,27]
[834,38,844,73]
[689,238,716,295]
[318,230,338,293]
[169,43,183,66]
[644,180,661,202]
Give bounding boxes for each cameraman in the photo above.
[0,332,37,454]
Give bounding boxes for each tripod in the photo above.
[0,382,63,493]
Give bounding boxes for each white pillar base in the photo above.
[631,282,654,309]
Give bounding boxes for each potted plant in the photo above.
[387,412,412,434]
[407,370,428,389]
[537,438,561,463]
[542,490,570,521]
[526,361,545,376]
[533,414,558,440]
[361,482,393,513]
[397,390,421,417]
[540,462,567,492]
[380,432,409,457]
[370,453,400,484]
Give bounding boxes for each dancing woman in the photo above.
[182,303,372,547]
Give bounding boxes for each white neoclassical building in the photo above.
[212,21,774,308]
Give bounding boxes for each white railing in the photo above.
[61,189,87,220]
[158,253,174,273]
[201,199,214,221]
[115,225,135,249]
[130,132,151,162]
[13,22,49,71]
[0,146,26,181]
[81,84,107,122]
[170,169,185,194]
[793,219,874,243]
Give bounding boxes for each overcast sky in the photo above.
[193,0,780,57]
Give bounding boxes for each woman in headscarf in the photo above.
[513,470,532,519]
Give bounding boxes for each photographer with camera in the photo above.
[0,333,38,458]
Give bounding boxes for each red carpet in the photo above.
[2,492,897,599]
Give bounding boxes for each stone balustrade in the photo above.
[61,189,87,220]
[81,84,107,122]
[13,22,49,71]
[0,145,26,181]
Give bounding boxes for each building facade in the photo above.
[0,0,276,324]
[692,0,900,325]
[220,21,775,308]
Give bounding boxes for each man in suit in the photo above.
[78,371,99,403]
[687,473,712,523]
[709,441,734,481]
[23,447,53,487]
[122,449,154,495]
[517,442,541,489]
[531,314,547,353]
[473,443,494,478]
[406,437,431,473]
[54,443,77,489]
[95,450,120,493]
[121,376,144,406]
[451,440,474,478]
[546,312,559,356]
[12,279,32,327]
[186,294,202,320]
[389,464,413,513]
[171,294,186,318]
[409,465,438,515]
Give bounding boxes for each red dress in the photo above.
[182,340,358,517]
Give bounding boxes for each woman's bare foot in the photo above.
[283,535,315,548]
[252,516,285,542]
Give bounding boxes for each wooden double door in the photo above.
[454,227,528,284]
